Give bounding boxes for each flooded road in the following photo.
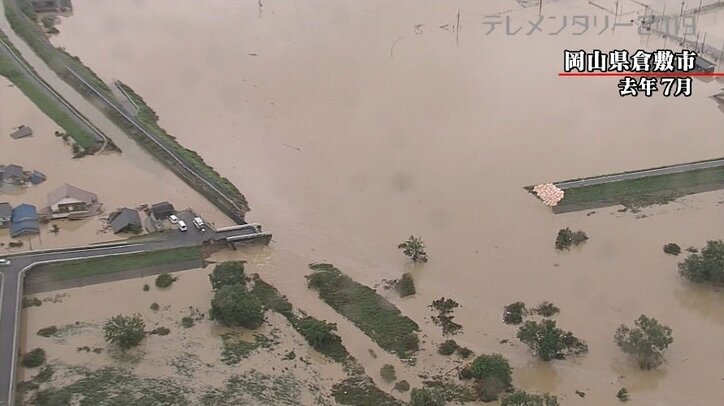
[23,0,724,404]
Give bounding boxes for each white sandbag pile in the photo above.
[533,183,564,206]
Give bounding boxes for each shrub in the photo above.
[503,302,527,325]
[380,364,396,383]
[532,301,560,317]
[297,317,340,351]
[616,388,630,402]
[438,339,458,356]
[142,284,150,291]
[149,327,170,336]
[150,302,160,311]
[410,387,446,406]
[517,320,588,361]
[430,297,462,335]
[209,261,246,290]
[393,380,410,392]
[457,346,473,359]
[398,273,416,297]
[555,228,588,250]
[663,243,681,256]
[614,315,673,370]
[469,353,513,387]
[181,317,194,328]
[155,273,175,288]
[37,326,58,337]
[209,284,264,329]
[677,240,724,284]
[21,348,46,368]
[501,391,559,406]
[398,236,428,263]
[103,314,146,350]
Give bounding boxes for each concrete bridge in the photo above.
[0,224,270,406]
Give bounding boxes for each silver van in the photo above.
[192,217,206,232]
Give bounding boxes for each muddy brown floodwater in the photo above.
[20,0,724,404]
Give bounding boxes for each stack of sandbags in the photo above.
[533,183,564,207]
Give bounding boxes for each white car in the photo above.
[177,220,188,232]
[192,217,206,232]
[168,214,179,224]
[0,258,10,267]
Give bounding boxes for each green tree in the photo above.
[503,301,527,325]
[398,272,416,297]
[677,240,724,284]
[209,261,246,290]
[469,353,513,401]
[103,314,146,350]
[663,243,681,256]
[555,228,588,250]
[209,283,264,329]
[154,273,176,288]
[21,348,46,368]
[297,317,340,350]
[517,320,588,361]
[614,315,673,370]
[501,391,559,406]
[410,387,446,406]
[380,364,396,382]
[398,236,428,263]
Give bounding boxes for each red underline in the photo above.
[559,72,724,77]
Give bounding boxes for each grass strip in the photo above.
[39,246,201,282]
[306,263,420,359]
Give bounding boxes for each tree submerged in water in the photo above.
[517,319,588,361]
[555,228,588,250]
[614,315,673,370]
[103,314,146,351]
[398,236,428,263]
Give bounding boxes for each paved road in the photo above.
[0,218,268,406]
[555,158,724,189]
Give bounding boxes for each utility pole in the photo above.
[680,1,685,16]
[539,0,542,16]
[698,0,702,12]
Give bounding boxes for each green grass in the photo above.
[220,331,279,365]
[332,375,403,406]
[558,166,724,208]
[39,247,201,282]
[307,263,420,359]
[0,48,97,149]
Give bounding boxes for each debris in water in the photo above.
[532,183,564,206]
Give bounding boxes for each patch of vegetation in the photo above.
[380,364,396,383]
[332,374,403,406]
[220,332,279,365]
[22,297,42,308]
[307,263,420,358]
[436,339,472,358]
[200,371,305,405]
[501,391,560,406]
[39,247,201,281]
[422,376,478,403]
[503,301,527,325]
[209,261,246,290]
[617,388,630,402]
[150,302,159,311]
[393,380,410,392]
[469,353,513,401]
[555,228,588,250]
[297,317,348,362]
[103,314,146,351]
[555,165,724,209]
[430,297,462,335]
[148,327,170,336]
[154,273,176,288]
[677,240,724,285]
[21,348,45,368]
[180,317,194,328]
[398,236,428,263]
[209,283,265,329]
[517,320,588,361]
[531,301,560,317]
[398,272,416,297]
[36,326,58,337]
[410,387,446,406]
[142,284,150,291]
[614,315,673,370]
[249,275,294,319]
[663,243,681,256]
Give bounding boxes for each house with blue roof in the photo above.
[10,203,39,237]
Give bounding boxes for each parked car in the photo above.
[177,220,188,232]
[0,258,11,267]
[168,214,179,224]
[192,217,206,232]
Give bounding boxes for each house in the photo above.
[0,202,12,229]
[10,204,39,237]
[1,164,26,185]
[30,170,47,185]
[109,208,142,234]
[151,201,175,219]
[10,125,32,139]
[47,183,98,218]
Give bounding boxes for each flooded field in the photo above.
[0,74,227,251]
[14,0,724,404]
